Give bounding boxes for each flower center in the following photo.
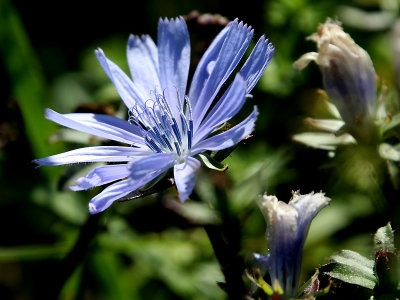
[129,93,193,160]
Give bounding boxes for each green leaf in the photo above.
[32,186,88,225]
[326,265,376,290]
[300,283,331,299]
[197,153,228,171]
[374,223,396,253]
[379,143,400,161]
[324,250,377,290]
[0,244,69,261]
[297,269,332,300]
[298,269,331,299]
[297,269,320,297]
[245,270,274,296]
[90,250,132,300]
[163,200,220,225]
[98,226,225,299]
[0,0,65,179]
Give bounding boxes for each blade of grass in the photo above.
[0,0,65,179]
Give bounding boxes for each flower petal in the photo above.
[289,192,331,239]
[45,109,146,146]
[174,157,201,202]
[191,106,258,154]
[88,179,136,214]
[127,34,161,96]
[259,195,300,298]
[188,24,230,106]
[88,159,172,214]
[239,36,274,93]
[129,152,175,177]
[95,48,146,109]
[157,17,190,117]
[189,19,254,130]
[193,74,247,144]
[70,164,131,191]
[34,146,152,166]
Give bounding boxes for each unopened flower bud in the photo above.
[255,192,330,298]
[295,19,377,133]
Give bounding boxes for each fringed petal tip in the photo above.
[44,108,53,119]
[69,185,83,192]
[32,159,42,168]
[89,202,99,215]
[32,157,51,167]
[127,34,151,47]
[238,20,253,32]
[267,41,275,54]
[290,190,331,209]
[69,175,100,191]
[158,16,185,25]
[94,48,104,56]
[236,19,253,34]
[127,34,137,48]
[174,157,201,202]
[257,35,273,47]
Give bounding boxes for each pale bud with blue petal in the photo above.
[255,192,330,298]
[295,19,377,140]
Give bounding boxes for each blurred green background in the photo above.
[1,0,399,299]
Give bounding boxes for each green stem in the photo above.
[204,184,247,299]
[41,214,101,298]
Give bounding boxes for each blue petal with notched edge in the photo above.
[158,17,190,116]
[190,19,254,130]
[174,157,201,202]
[191,106,258,154]
[127,34,160,97]
[45,109,146,146]
[34,146,152,166]
[70,164,131,191]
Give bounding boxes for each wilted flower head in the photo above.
[255,192,330,298]
[294,19,377,133]
[34,17,274,214]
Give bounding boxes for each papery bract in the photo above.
[294,19,376,132]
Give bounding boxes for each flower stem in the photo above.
[204,224,247,299]
[42,214,102,298]
[203,182,247,299]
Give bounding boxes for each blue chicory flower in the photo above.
[34,17,274,214]
[255,192,330,298]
